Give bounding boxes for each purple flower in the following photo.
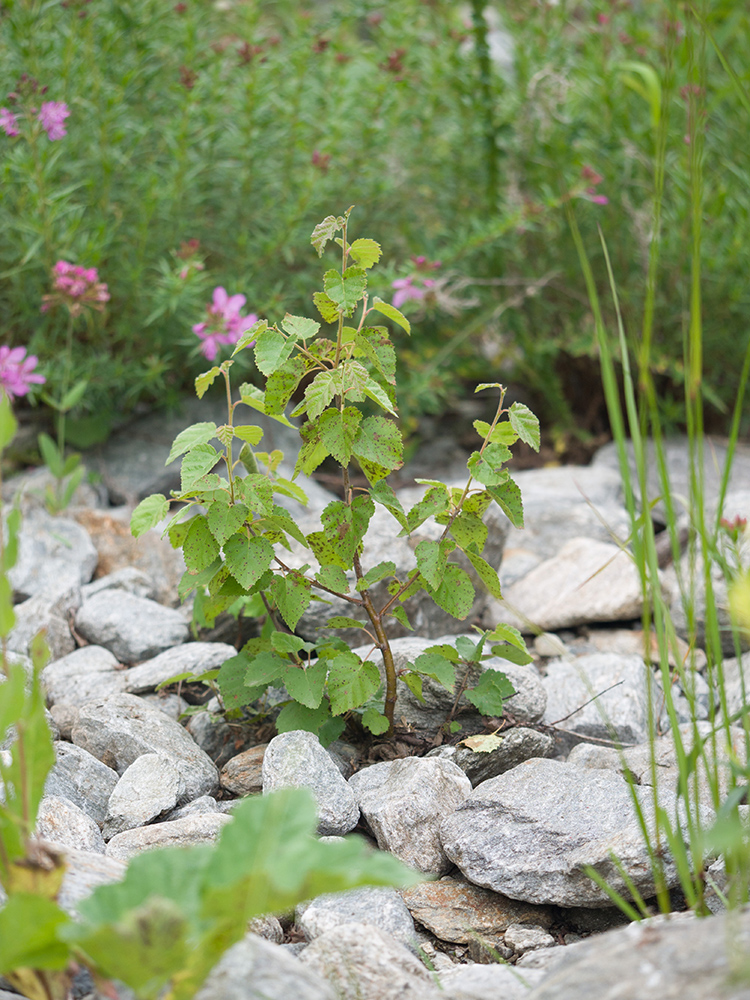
[0,108,19,137]
[192,286,257,360]
[42,260,109,317]
[392,276,436,310]
[37,101,70,140]
[0,346,45,399]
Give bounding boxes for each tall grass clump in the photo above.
[570,1,750,916]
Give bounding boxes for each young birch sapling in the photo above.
[132,209,540,739]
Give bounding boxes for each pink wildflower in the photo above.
[0,108,19,136]
[587,190,609,205]
[0,346,45,399]
[42,260,109,317]
[392,276,436,310]
[37,101,70,140]
[192,286,257,360]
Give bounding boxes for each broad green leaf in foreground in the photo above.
[131,494,169,538]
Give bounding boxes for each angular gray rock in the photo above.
[81,566,157,602]
[220,744,266,796]
[542,652,656,750]
[426,727,554,786]
[106,812,232,861]
[8,508,98,600]
[44,741,119,827]
[193,932,336,1000]
[55,846,127,916]
[440,963,546,1000]
[34,795,106,853]
[261,731,359,836]
[7,589,77,660]
[42,645,126,707]
[504,923,556,954]
[440,757,692,907]
[486,538,647,633]
[296,887,416,950]
[401,875,553,944]
[299,922,444,1000]
[122,641,237,693]
[75,591,189,663]
[348,756,472,875]
[524,909,750,1000]
[71,693,218,798]
[103,753,185,840]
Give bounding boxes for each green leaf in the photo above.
[313,291,340,323]
[294,420,330,478]
[356,560,396,592]
[463,491,494,517]
[338,359,369,402]
[59,377,88,412]
[0,894,71,973]
[509,402,541,451]
[303,371,337,421]
[217,650,256,711]
[270,573,313,631]
[490,642,533,665]
[348,238,382,269]
[387,605,413,631]
[370,480,408,531]
[167,422,219,466]
[195,366,221,399]
[260,508,308,547]
[328,654,380,714]
[450,512,488,552]
[254,327,295,377]
[316,565,350,594]
[38,431,64,477]
[415,538,452,590]
[485,622,528,651]
[361,707,390,734]
[354,326,396,386]
[353,416,403,481]
[311,215,342,256]
[282,314,320,341]
[323,266,367,316]
[206,500,249,546]
[283,661,327,709]
[234,425,264,446]
[326,616,369,630]
[403,485,450,534]
[467,443,512,486]
[321,495,374,566]
[270,632,315,656]
[427,564,474,619]
[265,356,306,415]
[413,651,456,688]
[245,650,287,691]
[236,473,274,516]
[362,375,397,416]
[370,297,411,335]
[318,406,362,466]
[272,478,308,505]
[463,549,503,599]
[276,700,345,746]
[223,533,274,590]
[183,515,220,573]
[131,494,169,538]
[308,531,348,570]
[233,317,267,356]
[455,636,481,661]
[181,444,221,491]
[2,506,20,572]
[402,671,425,703]
[0,395,18,450]
[473,419,518,448]
[465,668,516,716]
[238,383,294,427]
[487,478,524,529]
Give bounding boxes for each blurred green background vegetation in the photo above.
[1,0,748,453]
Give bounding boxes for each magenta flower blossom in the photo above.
[192,286,257,360]
[42,260,109,317]
[0,108,19,137]
[392,276,436,310]
[37,101,70,140]
[0,346,45,399]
